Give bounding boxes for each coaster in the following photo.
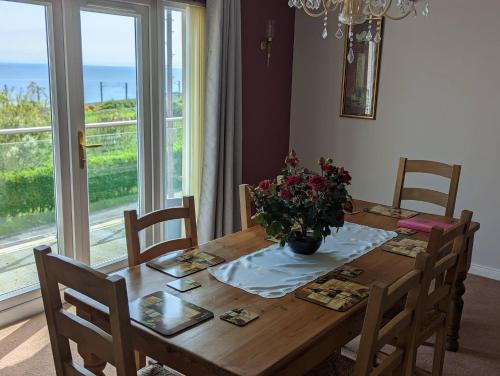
[382,238,428,258]
[332,264,364,279]
[396,227,418,236]
[167,278,201,292]
[365,205,418,219]
[295,274,369,312]
[220,308,259,326]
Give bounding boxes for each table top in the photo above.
[65,200,479,376]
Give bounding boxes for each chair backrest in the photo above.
[34,245,136,376]
[124,196,198,267]
[239,184,257,230]
[354,252,432,376]
[392,157,461,218]
[421,210,473,323]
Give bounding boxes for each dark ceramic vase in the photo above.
[287,234,322,255]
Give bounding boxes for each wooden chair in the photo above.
[239,184,257,230]
[392,158,461,218]
[124,196,198,267]
[33,245,173,376]
[308,251,432,376]
[410,210,473,376]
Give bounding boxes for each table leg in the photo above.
[446,233,475,352]
[76,308,107,375]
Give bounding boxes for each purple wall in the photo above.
[241,0,295,184]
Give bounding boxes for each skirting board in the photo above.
[469,263,500,281]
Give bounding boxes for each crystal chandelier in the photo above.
[289,0,430,63]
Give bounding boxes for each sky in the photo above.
[0,0,183,68]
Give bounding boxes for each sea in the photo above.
[0,62,182,104]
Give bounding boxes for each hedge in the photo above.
[0,151,138,217]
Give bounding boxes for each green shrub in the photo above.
[0,151,139,217]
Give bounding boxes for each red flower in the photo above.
[321,164,337,174]
[257,179,272,190]
[286,175,302,185]
[339,168,352,184]
[308,175,328,191]
[279,187,293,200]
[285,150,300,167]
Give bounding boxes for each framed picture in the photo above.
[340,18,384,120]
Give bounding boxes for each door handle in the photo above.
[78,130,102,169]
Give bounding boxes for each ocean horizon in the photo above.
[0,62,182,104]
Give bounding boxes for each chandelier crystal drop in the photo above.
[289,0,430,62]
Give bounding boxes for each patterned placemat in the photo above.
[129,291,213,336]
[147,249,225,278]
[382,238,428,258]
[295,274,369,312]
[365,205,418,219]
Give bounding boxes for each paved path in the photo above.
[0,206,132,297]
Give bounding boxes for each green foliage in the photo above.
[0,83,184,222]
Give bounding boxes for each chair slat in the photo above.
[405,160,454,178]
[44,253,109,305]
[440,223,466,245]
[136,207,190,231]
[401,188,449,208]
[139,238,193,264]
[56,310,115,364]
[425,286,451,311]
[383,270,421,311]
[376,309,413,350]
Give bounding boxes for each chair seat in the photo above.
[307,352,356,376]
[138,363,177,376]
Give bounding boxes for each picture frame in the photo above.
[340,18,384,120]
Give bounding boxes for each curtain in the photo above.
[198,0,242,242]
[184,5,206,213]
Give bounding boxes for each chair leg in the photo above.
[135,351,146,370]
[431,325,447,376]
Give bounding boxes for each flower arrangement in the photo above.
[252,151,352,253]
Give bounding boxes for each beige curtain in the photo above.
[198,0,242,242]
[183,5,206,213]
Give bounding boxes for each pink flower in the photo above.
[308,175,328,191]
[257,179,272,190]
[286,175,302,185]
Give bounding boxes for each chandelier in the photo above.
[289,0,430,63]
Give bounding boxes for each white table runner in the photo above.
[208,222,397,298]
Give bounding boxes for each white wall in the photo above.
[290,0,500,279]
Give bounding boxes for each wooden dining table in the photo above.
[65,200,480,376]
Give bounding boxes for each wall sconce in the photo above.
[260,20,275,67]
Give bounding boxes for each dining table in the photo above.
[64,199,480,376]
